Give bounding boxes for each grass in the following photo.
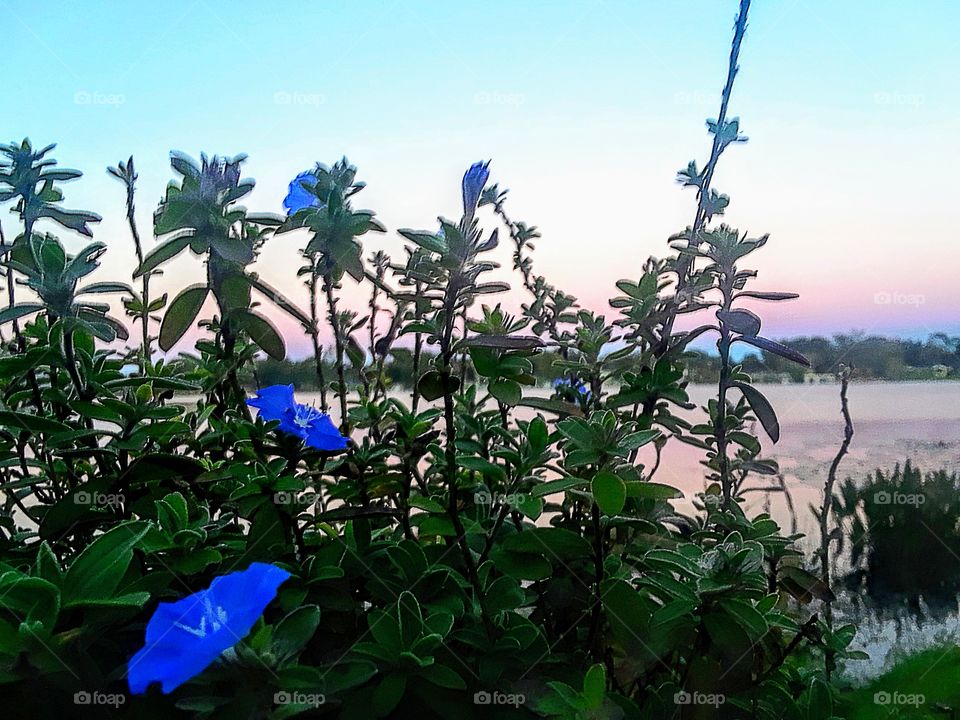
[840,646,960,719]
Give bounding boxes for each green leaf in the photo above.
[802,678,833,720]
[63,522,150,605]
[517,397,583,417]
[272,605,321,663]
[717,308,761,336]
[592,471,626,515]
[531,477,588,498]
[234,309,286,360]
[732,381,780,443]
[0,303,43,325]
[502,527,592,560]
[625,482,683,500]
[719,598,768,640]
[489,378,521,406]
[621,429,661,450]
[372,673,406,716]
[159,284,209,351]
[417,370,458,401]
[77,281,133,295]
[736,335,810,367]
[398,229,446,254]
[457,456,506,482]
[135,233,192,277]
[425,663,466,690]
[464,335,543,350]
[0,574,60,628]
[582,663,606,707]
[248,275,312,328]
[0,411,72,435]
[778,565,834,602]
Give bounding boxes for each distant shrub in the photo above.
[834,461,960,602]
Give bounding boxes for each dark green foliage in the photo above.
[0,3,858,717]
[834,462,960,602]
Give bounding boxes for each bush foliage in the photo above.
[0,2,860,718]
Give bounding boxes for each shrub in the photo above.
[0,2,859,717]
[834,461,960,604]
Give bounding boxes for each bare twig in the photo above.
[819,364,854,679]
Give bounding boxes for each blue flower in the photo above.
[462,160,490,217]
[128,563,290,694]
[553,377,591,404]
[247,384,349,451]
[283,170,320,215]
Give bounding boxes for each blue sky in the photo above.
[4,0,959,356]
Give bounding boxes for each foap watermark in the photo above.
[873,290,925,308]
[674,691,725,708]
[74,91,125,107]
[273,90,326,107]
[474,490,528,508]
[473,690,526,708]
[874,690,925,708]
[873,91,924,107]
[274,490,321,505]
[873,490,925,507]
[74,691,126,708]
[473,91,525,106]
[274,690,326,708]
[74,490,125,508]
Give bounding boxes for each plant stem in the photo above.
[0,221,20,345]
[307,269,329,412]
[715,276,735,507]
[656,0,751,354]
[587,501,605,661]
[411,282,424,413]
[118,160,152,367]
[62,329,90,400]
[323,275,349,433]
[439,275,490,632]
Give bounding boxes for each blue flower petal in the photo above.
[305,413,349,451]
[461,160,490,217]
[247,384,296,422]
[127,563,290,695]
[283,170,320,215]
[276,402,322,440]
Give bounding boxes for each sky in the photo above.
[3,0,959,357]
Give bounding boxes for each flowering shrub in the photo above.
[0,2,861,718]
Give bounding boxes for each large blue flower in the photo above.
[462,160,490,217]
[247,384,349,451]
[283,170,320,215]
[127,563,290,694]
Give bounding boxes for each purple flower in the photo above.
[462,160,490,217]
[127,563,290,694]
[283,170,320,215]
[247,384,349,451]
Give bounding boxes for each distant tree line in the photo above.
[746,332,960,381]
[251,332,960,389]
